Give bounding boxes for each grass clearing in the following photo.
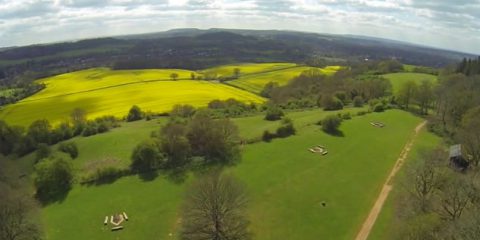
[40,109,426,240]
[383,72,437,94]
[367,127,442,240]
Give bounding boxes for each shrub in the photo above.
[262,130,275,142]
[58,142,78,159]
[96,121,109,133]
[276,118,296,138]
[334,91,348,104]
[264,106,284,121]
[27,119,52,144]
[342,112,352,120]
[34,157,73,201]
[131,140,164,172]
[373,103,385,112]
[127,105,143,122]
[92,167,124,184]
[171,104,196,118]
[322,115,342,133]
[353,96,364,107]
[35,143,51,162]
[260,82,279,98]
[82,122,98,136]
[357,111,368,116]
[322,95,343,111]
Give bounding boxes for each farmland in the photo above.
[201,62,298,77]
[0,61,450,240]
[0,69,265,126]
[228,65,341,93]
[32,109,426,240]
[0,63,342,126]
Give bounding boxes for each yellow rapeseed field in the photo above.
[0,68,264,126]
[0,63,341,126]
[229,65,341,93]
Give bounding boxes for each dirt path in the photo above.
[354,121,427,240]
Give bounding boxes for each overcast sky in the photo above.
[0,0,479,54]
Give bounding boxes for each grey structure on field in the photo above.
[449,144,468,170]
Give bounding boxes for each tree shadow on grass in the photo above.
[324,129,345,137]
[138,170,159,182]
[37,189,70,206]
[164,168,188,184]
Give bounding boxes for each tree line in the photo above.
[262,61,397,111]
[0,108,118,157]
[389,57,480,239]
[456,57,480,76]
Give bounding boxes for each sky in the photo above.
[0,0,479,54]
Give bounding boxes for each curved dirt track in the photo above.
[354,121,427,240]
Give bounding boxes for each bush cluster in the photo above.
[262,118,296,142]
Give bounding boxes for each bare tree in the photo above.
[436,175,473,221]
[70,108,87,125]
[457,106,480,166]
[180,171,251,240]
[398,80,418,109]
[406,150,444,212]
[0,183,40,240]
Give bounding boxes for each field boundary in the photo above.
[22,66,305,102]
[18,77,203,103]
[354,120,427,240]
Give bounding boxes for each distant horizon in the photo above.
[1,27,478,56]
[0,1,479,55]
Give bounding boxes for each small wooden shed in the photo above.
[449,144,469,170]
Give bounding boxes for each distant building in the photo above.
[449,144,469,170]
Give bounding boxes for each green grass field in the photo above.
[0,69,265,126]
[383,72,437,94]
[228,66,340,93]
[21,108,364,179]
[368,127,442,240]
[37,109,426,240]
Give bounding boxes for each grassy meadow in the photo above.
[368,127,442,240]
[36,109,426,240]
[383,72,437,94]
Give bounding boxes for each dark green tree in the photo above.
[321,115,342,134]
[127,105,143,122]
[131,140,164,172]
[35,143,51,162]
[27,119,52,145]
[160,122,191,167]
[34,157,73,202]
[58,142,79,159]
[0,120,23,155]
[187,111,240,164]
[170,73,179,80]
[264,106,284,121]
